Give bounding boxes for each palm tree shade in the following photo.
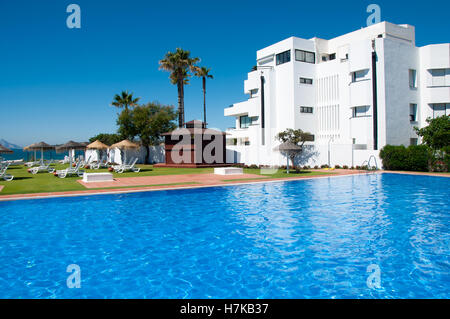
[56,141,86,166]
[194,66,213,127]
[111,91,140,110]
[159,48,199,127]
[24,142,55,164]
[111,139,140,164]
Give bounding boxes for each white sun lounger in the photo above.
[56,161,85,178]
[0,165,14,181]
[113,157,140,174]
[91,155,109,170]
[25,161,40,168]
[29,160,55,174]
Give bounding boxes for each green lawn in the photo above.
[0,164,333,196]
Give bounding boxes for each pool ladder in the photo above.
[361,155,379,172]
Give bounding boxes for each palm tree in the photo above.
[159,48,199,127]
[111,91,140,110]
[194,66,213,127]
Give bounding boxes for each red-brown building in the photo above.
[155,120,231,168]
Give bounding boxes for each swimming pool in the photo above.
[0,173,448,298]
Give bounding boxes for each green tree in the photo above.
[194,66,213,126]
[89,133,122,145]
[111,91,140,110]
[111,91,141,141]
[132,102,177,163]
[414,115,450,150]
[275,128,314,173]
[276,128,314,146]
[117,108,137,141]
[159,48,199,127]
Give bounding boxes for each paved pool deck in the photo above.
[0,169,363,201]
[0,170,447,202]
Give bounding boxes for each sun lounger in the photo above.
[113,157,140,174]
[0,165,14,181]
[56,161,85,178]
[25,161,40,167]
[29,160,55,174]
[91,156,109,170]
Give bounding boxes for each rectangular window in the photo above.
[432,103,448,118]
[295,49,315,64]
[300,106,313,113]
[239,115,252,128]
[276,50,291,65]
[250,89,258,98]
[409,69,417,88]
[352,70,367,82]
[352,106,370,117]
[431,69,446,87]
[410,104,417,122]
[329,53,336,60]
[299,77,313,85]
[410,138,418,146]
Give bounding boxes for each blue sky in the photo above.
[0,0,449,146]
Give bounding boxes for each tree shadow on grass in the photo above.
[11,176,33,181]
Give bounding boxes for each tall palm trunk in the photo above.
[202,77,206,127]
[177,78,184,127]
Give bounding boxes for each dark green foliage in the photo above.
[89,133,122,145]
[405,145,430,172]
[380,145,430,171]
[414,116,450,150]
[379,145,408,170]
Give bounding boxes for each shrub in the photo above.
[314,165,319,169]
[443,146,450,172]
[380,144,431,171]
[405,145,429,172]
[249,164,258,169]
[334,165,341,169]
[343,165,349,169]
[379,145,408,170]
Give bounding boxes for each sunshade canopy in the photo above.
[23,142,54,151]
[273,142,303,151]
[55,141,86,152]
[86,140,110,150]
[110,139,140,149]
[0,144,13,154]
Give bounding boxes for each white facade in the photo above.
[224,22,450,167]
[85,146,165,165]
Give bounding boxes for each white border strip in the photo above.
[0,172,376,202]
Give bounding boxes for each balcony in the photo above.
[244,71,260,94]
[224,98,260,117]
[349,79,372,107]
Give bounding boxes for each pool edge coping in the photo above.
[0,171,371,202]
[0,170,447,202]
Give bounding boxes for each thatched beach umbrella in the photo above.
[24,142,55,164]
[0,144,13,162]
[0,144,13,154]
[86,140,110,163]
[274,142,303,174]
[110,139,139,164]
[56,141,86,165]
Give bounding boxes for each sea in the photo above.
[1,149,85,162]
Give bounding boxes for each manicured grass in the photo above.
[0,164,210,195]
[0,164,333,196]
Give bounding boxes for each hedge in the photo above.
[380,145,430,171]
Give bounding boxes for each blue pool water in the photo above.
[0,173,448,298]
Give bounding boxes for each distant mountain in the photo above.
[0,139,22,149]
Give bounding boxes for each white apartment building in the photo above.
[224,21,450,167]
